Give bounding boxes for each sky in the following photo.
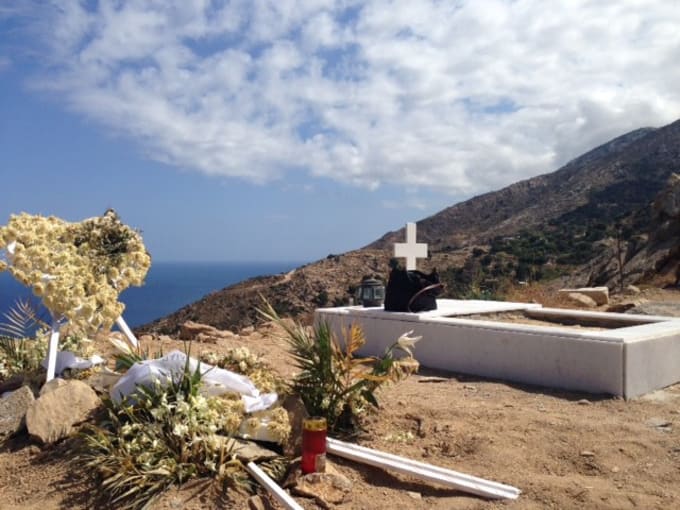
[1,1,679,263]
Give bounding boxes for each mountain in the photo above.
[139,119,680,334]
[369,123,677,251]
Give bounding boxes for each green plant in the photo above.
[0,299,50,379]
[78,350,246,510]
[109,336,164,371]
[79,342,291,509]
[259,302,420,433]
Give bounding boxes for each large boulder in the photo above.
[565,292,598,308]
[0,385,35,439]
[559,286,609,305]
[26,379,101,444]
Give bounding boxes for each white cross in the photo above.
[394,222,428,270]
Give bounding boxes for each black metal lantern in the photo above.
[356,277,385,307]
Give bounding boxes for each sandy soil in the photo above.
[1,291,680,510]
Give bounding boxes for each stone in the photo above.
[39,377,68,396]
[646,417,672,430]
[606,303,637,313]
[565,292,598,308]
[625,285,641,295]
[233,439,280,462]
[195,332,219,344]
[576,399,592,405]
[293,472,353,506]
[0,385,35,439]
[26,379,101,444]
[407,491,422,500]
[0,374,26,395]
[240,326,255,336]
[282,394,308,457]
[580,450,595,457]
[559,287,609,305]
[247,495,267,510]
[179,320,220,340]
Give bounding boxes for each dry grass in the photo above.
[503,282,575,308]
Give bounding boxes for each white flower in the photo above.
[397,330,422,356]
[172,423,189,437]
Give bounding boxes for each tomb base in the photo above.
[315,299,680,398]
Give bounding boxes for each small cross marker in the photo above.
[394,222,428,270]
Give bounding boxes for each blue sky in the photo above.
[1,1,679,263]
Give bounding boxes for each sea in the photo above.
[0,261,302,329]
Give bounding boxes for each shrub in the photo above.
[79,345,290,509]
[259,302,420,434]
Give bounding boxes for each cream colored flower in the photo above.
[396,330,422,356]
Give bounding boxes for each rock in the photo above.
[559,287,609,305]
[293,472,353,507]
[179,320,220,340]
[247,495,267,510]
[282,394,309,457]
[566,292,598,308]
[606,303,637,313]
[0,385,35,439]
[577,399,592,406]
[0,374,26,395]
[646,417,672,430]
[139,334,154,343]
[407,491,422,500]
[233,439,280,462]
[625,285,641,295]
[627,301,680,318]
[195,332,219,344]
[26,379,101,444]
[39,377,68,396]
[240,326,255,336]
[580,450,595,457]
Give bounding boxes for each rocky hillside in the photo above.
[140,119,680,335]
[370,121,679,251]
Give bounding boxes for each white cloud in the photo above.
[16,0,680,195]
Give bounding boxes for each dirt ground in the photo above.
[1,289,680,509]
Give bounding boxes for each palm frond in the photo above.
[0,298,49,338]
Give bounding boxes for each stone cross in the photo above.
[394,222,428,270]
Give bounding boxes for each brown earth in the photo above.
[2,292,680,510]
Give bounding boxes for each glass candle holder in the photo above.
[301,417,327,474]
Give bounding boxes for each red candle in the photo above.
[301,417,327,474]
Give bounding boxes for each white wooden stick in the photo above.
[116,316,139,348]
[45,322,60,382]
[327,438,520,500]
[246,462,303,510]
